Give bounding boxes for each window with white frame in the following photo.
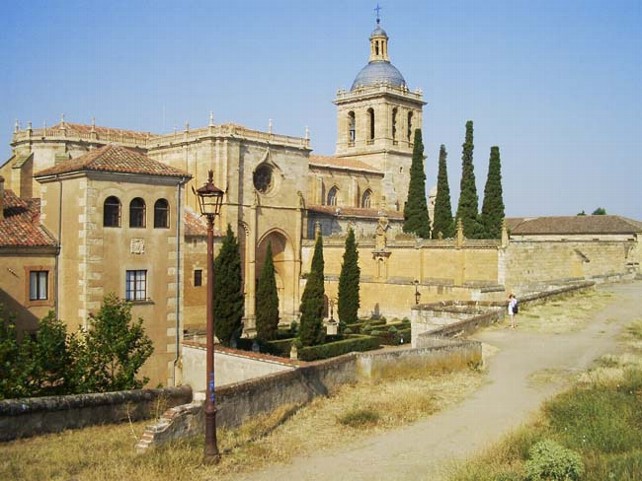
[125,270,147,301]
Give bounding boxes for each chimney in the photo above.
[0,175,5,221]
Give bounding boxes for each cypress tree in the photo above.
[432,144,455,239]
[214,224,245,347]
[298,234,326,347]
[337,227,360,329]
[456,120,482,238]
[403,129,431,238]
[255,242,279,342]
[480,146,505,239]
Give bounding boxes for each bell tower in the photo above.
[333,15,426,210]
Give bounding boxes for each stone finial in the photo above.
[60,113,66,126]
[305,126,310,140]
[91,117,96,130]
[14,120,19,133]
[27,121,32,131]
[209,111,214,127]
[501,218,509,247]
[456,218,464,248]
[184,121,190,132]
[268,118,273,134]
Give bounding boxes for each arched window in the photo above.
[103,196,121,227]
[348,111,356,144]
[129,197,146,228]
[407,112,414,141]
[368,108,375,142]
[154,199,169,228]
[327,186,339,206]
[361,189,373,208]
[392,108,398,142]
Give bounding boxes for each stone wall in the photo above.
[137,339,481,452]
[180,341,296,391]
[0,386,192,442]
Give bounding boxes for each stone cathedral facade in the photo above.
[0,21,426,385]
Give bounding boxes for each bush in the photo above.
[298,335,380,361]
[524,439,584,481]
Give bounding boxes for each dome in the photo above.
[370,25,388,38]
[351,60,407,91]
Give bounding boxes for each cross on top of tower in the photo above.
[374,3,382,24]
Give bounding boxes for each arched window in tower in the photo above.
[361,189,373,208]
[392,107,398,143]
[327,186,339,206]
[375,41,380,56]
[129,197,146,228]
[103,196,121,227]
[407,112,414,141]
[368,108,375,143]
[153,199,170,228]
[348,111,356,145]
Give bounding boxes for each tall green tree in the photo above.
[403,129,431,238]
[214,225,245,347]
[255,242,279,342]
[432,144,455,239]
[592,207,607,215]
[480,146,505,239]
[456,120,482,238]
[337,227,360,329]
[78,294,154,392]
[298,234,326,347]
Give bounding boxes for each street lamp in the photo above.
[414,279,421,305]
[194,170,224,464]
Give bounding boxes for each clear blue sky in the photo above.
[1,0,640,219]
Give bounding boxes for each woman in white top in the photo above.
[508,293,518,328]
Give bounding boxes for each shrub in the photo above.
[298,335,380,361]
[524,439,584,481]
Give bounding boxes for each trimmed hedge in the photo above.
[298,335,381,362]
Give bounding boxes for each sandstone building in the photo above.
[1,20,639,387]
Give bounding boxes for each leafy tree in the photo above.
[592,207,607,215]
[403,129,431,238]
[214,224,245,347]
[576,210,587,216]
[432,144,455,239]
[78,294,154,392]
[337,227,360,329]
[298,234,326,346]
[480,146,505,239]
[456,120,482,238]
[30,313,76,396]
[0,308,29,399]
[255,242,279,342]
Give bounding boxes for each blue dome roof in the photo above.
[370,25,388,38]
[351,60,407,90]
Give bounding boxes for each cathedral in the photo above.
[2,18,638,387]
[0,19,426,385]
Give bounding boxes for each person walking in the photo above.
[508,293,518,328]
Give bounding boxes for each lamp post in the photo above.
[194,170,224,464]
[414,279,421,305]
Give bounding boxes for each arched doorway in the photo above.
[256,230,296,324]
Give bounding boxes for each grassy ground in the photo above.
[0,366,483,481]
[447,316,642,481]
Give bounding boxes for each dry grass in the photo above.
[0,367,483,481]
[513,290,613,334]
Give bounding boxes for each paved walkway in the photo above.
[236,281,642,481]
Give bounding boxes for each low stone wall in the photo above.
[136,339,481,452]
[0,386,192,442]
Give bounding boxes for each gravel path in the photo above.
[236,281,642,481]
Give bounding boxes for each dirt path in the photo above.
[236,281,642,481]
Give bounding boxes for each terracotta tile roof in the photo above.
[0,190,57,248]
[307,204,404,220]
[34,144,190,179]
[507,215,642,235]
[183,207,223,237]
[309,155,383,175]
[50,122,155,141]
